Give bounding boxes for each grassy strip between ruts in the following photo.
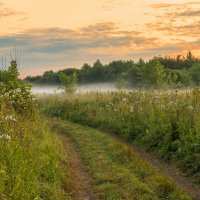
[52,120,194,200]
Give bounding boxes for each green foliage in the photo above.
[58,72,78,94]
[138,60,166,88]
[79,63,92,82]
[190,63,200,85]
[0,104,67,199]
[164,69,178,88]
[125,64,140,86]
[25,51,200,88]
[0,59,69,199]
[41,90,200,184]
[91,59,106,81]
[0,60,33,113]
[172,69,194,87]
[43,70,59,84]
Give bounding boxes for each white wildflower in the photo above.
[188,105,193,110]
[160,105,165,109]
[15,88,21,93]
[5,115,16,121]
[34,197,41,200]
[122,97,127,102]
[0,134,11,141]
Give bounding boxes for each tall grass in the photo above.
[0,60,71,199]
[0,100,68,199]
[40,89,200,184]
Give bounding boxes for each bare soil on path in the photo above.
[59,134,99,200]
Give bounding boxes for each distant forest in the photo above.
[24,51,200,88]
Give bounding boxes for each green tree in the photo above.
[79,63,92,82]
[125,64,140,87]
[42,70,58,84]
[173,69,193,87]
[1,60,19,86]
[138,59,166,88]
[58,72,78,93]
[190,63,200,85]
[91,59,106,81]
[164,69,178,88]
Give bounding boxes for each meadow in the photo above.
[40,89,200,185]
[1,60,199,199]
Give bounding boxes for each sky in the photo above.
[0,0,200,76]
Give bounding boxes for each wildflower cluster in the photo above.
[0,111,17,143]
[0,134,11,141]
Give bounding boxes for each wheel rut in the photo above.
[59,134,99,200]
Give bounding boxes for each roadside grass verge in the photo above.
[53,120,193,200]
[0,104,70,199]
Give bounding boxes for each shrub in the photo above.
[0,60,33,113]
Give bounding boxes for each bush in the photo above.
[0,60,33,113]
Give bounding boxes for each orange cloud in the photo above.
[0,2,24,19]
[150,2,200,9]
[146,1,200,40]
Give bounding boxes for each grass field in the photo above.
[2,86,200,199]
[40,89,200,185]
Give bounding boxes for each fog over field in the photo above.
[31,83,118,94]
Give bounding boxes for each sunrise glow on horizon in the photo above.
[0,0,200,76]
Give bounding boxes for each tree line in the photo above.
[24,51,200,88]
